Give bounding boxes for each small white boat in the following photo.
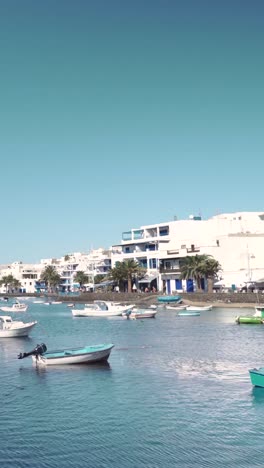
[255,305,264,315]
[18,342,114,365]
[0,316,37,337]
[130,309,157,320]
[122,307,157,319]
[186,305,212,312]
[165,305,187,311]
[0,301,28,313]
[33,300,45,304]
[51,301,62,305]
[72,301,134,317]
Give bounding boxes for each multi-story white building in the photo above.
[0,261,43,294]
[40,248,112,292]
[0,249,112,294]
[111,212,264,293]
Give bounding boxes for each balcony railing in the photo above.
[160,266,180,273]
[186,247,200,253]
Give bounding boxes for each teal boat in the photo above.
[249,368,264,387]
[178,311,200,317]
[18,342,114,366]
[158,295,182,303]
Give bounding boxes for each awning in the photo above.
[138,273,158,284]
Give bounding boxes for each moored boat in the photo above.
[236,315,263,324]
[178,311,200,317]
[165,305,187,311]
[123,308,157,319]
[18,342,114,365]
[249,368,264,387]
[0,301,28,313]
[186,305,212,312]
[72,301,134,317]
[157,295,182,303]
[0,316,37,337]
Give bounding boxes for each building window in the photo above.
[216,240,220,247]
[149,259,157,269]
[159,227,169,236]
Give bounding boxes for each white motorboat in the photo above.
[18,342,114,365]
[255,305,264,315]
[165,305,187,311]
[0,316,37,337]
[72,301,134,317]
[0,301,28,313]
[186,305,212,312]
[124,308,157,319]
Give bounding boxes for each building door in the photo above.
[166,279,171,294]
[186,279,194,292]
[175,279,182,290]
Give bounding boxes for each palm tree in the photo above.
[40,266,61,293]
[180,255,221,292]
[74,271,89,289]
[180,255,208,291]
[0,274,21,293]
[201,257,222,293]
[108,260,146,292]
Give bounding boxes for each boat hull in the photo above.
[32,344,114,366]
[129,311,157,319]
[178,312,200,316]
[0,322,37,338]
[0,305,28,312]
[236,316,263,324]
[72,309,123,317]
[158,296,182,303]
[249,368,264,387]
[186,305,212,311]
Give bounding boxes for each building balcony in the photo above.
[160,267,180,274]
[186,246,200,253]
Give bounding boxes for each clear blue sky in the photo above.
[1,0,264,263]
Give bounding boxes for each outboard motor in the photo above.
[18,343,47,360]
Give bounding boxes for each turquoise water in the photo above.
[1,302,264,467]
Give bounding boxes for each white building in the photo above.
[0,261,43,294]
[111,212,264,293]
[0,248,112,295]
[40,249,112,292]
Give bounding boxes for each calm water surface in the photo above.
[1,302,264,467]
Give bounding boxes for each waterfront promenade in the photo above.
[1,291,260,308]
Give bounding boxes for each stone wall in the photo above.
[180,292,260,304]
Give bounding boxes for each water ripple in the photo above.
[0,304,264,467]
